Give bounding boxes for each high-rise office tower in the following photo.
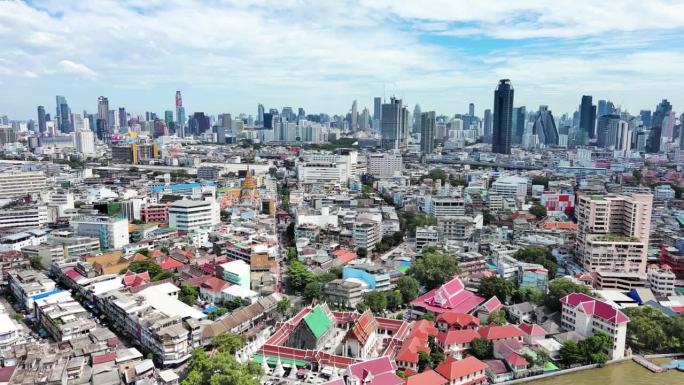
[381,97,409,150]
[468,103,475,117]
[597,114,621,148]
[97,96,109,127]
[420,111,436,155]
[532,106,559,147]
[175,91,184,136]
[373,97,382,121]
[350,100,358,132]
[56,95,71,133]
[492,79,514,154]
[413,104,422,134]
[75,128,96,155]
[37,106,46,134]
[652,99,672,133]
[257,104,265,126]
[579,95,596,141]
[483,109,493,144]
[217,113,231,143]
[598,100,608,117]
[639,110,652,128]
[282,107,294,122]
[118,108,127,131]
[298,108,306,121]
[511,107,526,145]
[359,108,370,130]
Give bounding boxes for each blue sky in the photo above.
[2,0,684,120]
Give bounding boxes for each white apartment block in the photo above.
[576,193,653,274]
[437,215,483,241]
[75,129,96,155]
[428,196,466,217]
[297,149,358,184]
[491,175,529,197]
[647,265,676,297]
[353,220,382,252]
[168,199,220,233]
[366,152,402,178]
[416,226,440,250]
[0,170,47,198]
[0,205,49,229]
[560,293,629,359]
[71,216,130,250]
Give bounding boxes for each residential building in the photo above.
[323,279,364,308]
[435,356,488,385]
[34,291,96,341]
[353,219,381,251]
[0,170,46,198]
[491,176,528,198]
[647,265,675,297]
[111,143,159,164]
[416,226,440,250]
[576,193,653,274]
[0,205,49,229]
[168,199,220,234]
[217,260,251,289]
[7,270,60,310]
[560,293,629,359]
[71,216,130,250]
[428,196,466,217]
[366,152,402,178]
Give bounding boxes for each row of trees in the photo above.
[623,306,684,352]
[477,276,591,312]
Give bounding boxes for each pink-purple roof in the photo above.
[411,277,485,314]
[480,296,503,312]
[348,357,400,383]
[518,322,547,337]
[560,293,629,324]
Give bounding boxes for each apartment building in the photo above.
[33,291,96,341]
[0,205,49,229]
[576,193,653,274]
[366,152,402,178]
[353,219,382,251]
[438,215,483,241]
[323,279,365,308]
[7,270,60,310]
[428,196,466,217]
[168,199,220,234]
[647,265,676,297]
[491,176,528,197]
[71,216,129,250]
[297,149,359,184]
[22,236,100,267]
[141,204,169,224]
[0,170,47,198]
[416,226,440,250]
[560,293,629,359]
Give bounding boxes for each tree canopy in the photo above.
[409,250,459,290]
[544,278,591,311]
[486,309,508,326]
[126,260,174,281]
[529,203,547,219]
[396,276,420,303]
[471,337,493,359]
[478,277,517,303]
[624,306,684,352]
[513,246,558,278]
[181,349,261,385]
[287,260,317,292]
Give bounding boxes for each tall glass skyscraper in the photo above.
[492,79,514,154]
[579,95,596,141]
[420,111,435,155]
[37,106,46,134]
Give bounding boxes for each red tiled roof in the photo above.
[200,276,231,293]
[477,325,524,341]
[123,270,150,287]
[435,312,480,328]
[106,337,120,347]
[0,366,15,383]
[505,352,528,367]
[348,357,401,385]
[92,352,116,365]
[437,329,480,345]
[479,296,503,312]
[332,249,357,265]
[344,310,378,346]
[405,369,447,385]
[435,356,487,381]
[518,322,547,337]
[159,257,184,270]
[396,320,438,363]
[560,293,629,324]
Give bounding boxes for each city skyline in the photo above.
[2,1,684,119]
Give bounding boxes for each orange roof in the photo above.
[344,310,379,346]
[477,325,524,341]
[159,257,184,270]
[200,277,231,293]
[396,320,437,363]
[435,312,480,328]
[435,356,487,381]
[333,249,357,265]
[436,329,480,345]
[541,221,577,231]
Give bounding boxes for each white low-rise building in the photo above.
[647,265,676,297]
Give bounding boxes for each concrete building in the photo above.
[560,293,629,359]
[74,129,96,155]
[7,270,60,310]
[297,149,359,185]
[576,193,653,274]
[168,199,220,234]
[428,196,466,217]
[647,265,675,297]
[0,205,49,229]
[437,215,483,241]
[353,219,382,252]
[323,279,365,308]
[71,216,129,250]
[0,170,46,198]
[33,291,96,342]
[416,226,440,250]
[21,236,100,267]
[218,260,251,289]
[366,152,402,178]
[491,176,528,198]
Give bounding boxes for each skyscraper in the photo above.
[652,99,672,134]
[413,104,422,134]
[218,113,231,143]
[511,107,526,145]
[420,111,435,155]
[175,91,184,137]
[56,95,71,133]
[381,97,409,150]
[37,106,46,134]
[579,95,596,141]
[639,110,652,128]
[492,79,514,154]
[532,106,559,147]
[468,103,475,117]
[483,109,493,144]
[257,104,265,126]
[350,100,358,132]
[96,96,109,142]
[118,107,127,131]
[373,97,382,121]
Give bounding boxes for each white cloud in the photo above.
[55,60,97,79]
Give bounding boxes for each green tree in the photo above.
[559,340,584,366]
[425,168,448,182]
[287,247,298,261]
[213,333,244,354]
[513,246,558,278]
[471,337,493,359]
[544,278,591,311]
[208,307,228,320]
[357,247,367,259]
[386,290,404,310]
[632,169,642,184]
[623,306,679,352]
[409,250,459,290]
[179,284,199,306]
[512,286,545,304]
[136,248,150,257]
[477,276,517,302]
[318,272,338,285]
[531,175,549,188]
[276,298,291,315]
[125,260,172,281]
[529,203,547,219]
[288,260,317,292]
[417,351,432,372]
[486,309,508,325]
[303,282,322,300]
[365,291,389,313]
[396,276,420,303]
[181,349,261,385]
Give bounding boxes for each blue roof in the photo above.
[31,289,64,300]
[149,181,216,192]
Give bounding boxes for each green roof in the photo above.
[252,354,310,367]
[303,306,332,339]
[676,214,684,226]
[544,362,559,371]
[675,287,684,296]
[590,195,606,201]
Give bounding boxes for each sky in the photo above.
[2,0,684,120]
